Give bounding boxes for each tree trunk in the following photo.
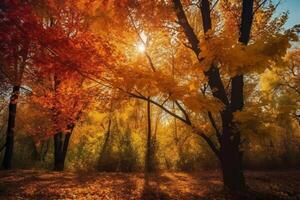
[220,128,245,191]
[220,148,245,191]
[200,0,247,190]
[53,127,73,171]
[218,107,246,190]
[145,100,153,172]
[99,117,112,161]
[219,0,253,191]
[1,85,20,170]
[103,118,112,153]
[31,140,41,161]
[54,132,64,171]
[41,139,50,161]
[172,0,254,191]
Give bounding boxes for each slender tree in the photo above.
[0,1,37,169]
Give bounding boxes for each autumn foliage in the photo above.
[0,0,300,194]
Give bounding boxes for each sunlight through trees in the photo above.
[0,0,300,198]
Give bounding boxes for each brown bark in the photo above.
[145,100,154,172]
[99,117,112,159]
[53,124,74,171]
[1,85,20,170]
[200,0,247,190]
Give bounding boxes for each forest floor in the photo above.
[0,170,300,200]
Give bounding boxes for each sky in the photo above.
[276,0,300,29]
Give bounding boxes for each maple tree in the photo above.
[0,0,114,171]
[0,0,40,169]
[30,0,114,171]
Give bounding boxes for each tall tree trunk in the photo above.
[31,140,41,161]
[219,0,253,191]
[200,0,248,190]
[54,132,64,171]
[220,142,245,190]
[41,139,50,161]
[1,85,20,170]
[220,111,245,190]
[145,100,153,172]
[99,117,112,160]
[53,124,73,171]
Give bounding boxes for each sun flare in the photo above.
[136,42,146,53]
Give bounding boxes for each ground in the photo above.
[0,170,300,200]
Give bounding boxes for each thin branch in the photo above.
[172,0,201,57]
[20,86,32,93]
[210,0,220,12]
[145,53,156,72]
[192,126,220,158]
[253,0,268,14]
[175,100,191,125]
[200,83,208,95]
[129,92,189,124]
[161,95,170,106]
[134,89,145,97]
[129,91,220,157]
[207,111,221,140]
[44,46,114,90]
[288,64,297,76]
[182,42,194,51]
[286,84,300,95]
[127,10,156,72]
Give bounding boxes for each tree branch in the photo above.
[207,111,221,140]
[172,0,201,57]
[175,100,191,125]
[129,91,220,158]
[192,126,220,158]
[128,10,156,72]
[129,92,189,125]
[253,0,268,14]
[210,0,220,12]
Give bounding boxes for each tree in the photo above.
[103,0,292,191]
[261,48,300,123]
[260,45,300,166]
[3,0,114,171]
[0,0,40,169]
